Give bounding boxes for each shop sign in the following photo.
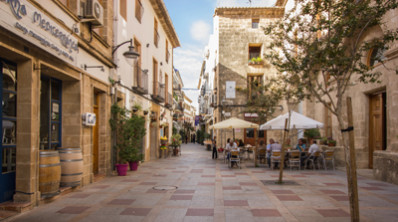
[0,0,78,66]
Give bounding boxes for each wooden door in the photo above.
[92,94,99,174]
[244,129,266,146]
[369,93,386,168]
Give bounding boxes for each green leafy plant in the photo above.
[304,129,321,140]
[328,137,337,146]
[320,137,328,145]
[110,104,146,163]
[171,134,182,147]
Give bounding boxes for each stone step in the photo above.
[0,201,32,213]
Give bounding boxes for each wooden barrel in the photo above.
[58,148,83,187]
[39,150,61,198]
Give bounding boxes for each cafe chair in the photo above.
[323,150,335,170]
[229,151,241,169]
[306,151,322,170]
[270,151,281,170]
[257,149,266,164]
[288,150,301,170]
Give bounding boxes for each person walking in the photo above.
[212,137,218,159]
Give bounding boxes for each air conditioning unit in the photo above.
[84,0,104,27]
[82,112,96,126]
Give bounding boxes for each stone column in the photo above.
[14,59,39,204]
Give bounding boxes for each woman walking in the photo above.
[212,137,218,159]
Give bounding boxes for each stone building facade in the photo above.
[308,8,398,184]
[0,0,114,206]
[113,0,179,162]
[207,6,286,148]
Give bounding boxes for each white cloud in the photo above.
[173,45,204,114]
[190,20,211,44]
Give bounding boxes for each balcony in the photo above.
[151,81,165,103]
[132,65,148,95]
[165,92,173,109]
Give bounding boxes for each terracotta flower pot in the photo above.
[129,161,139,171]
[116,164,129,176]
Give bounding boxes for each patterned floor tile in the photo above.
[320,189,345,194]
[224,200,249,206]
[251,209,281,217]
[316,209,350,217]
[276,195,303,201]
[174,189,195,194]
[239,182,257,186]
[68,193,91,198]
[223,186,241,190]
[57,206,90,214]
[108,199,135,205]
[330,195,349,201]
[170,195,193,200]
[120,208,151,216]
[271,190,294,194]
[186,208,214,216]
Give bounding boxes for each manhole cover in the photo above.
[261,180,300,186]
[153,185,178,190]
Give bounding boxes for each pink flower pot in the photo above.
[116,164,129,176]
[129,161,139,171]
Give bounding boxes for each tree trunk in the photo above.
[336,97,360,222]
[278,118,289,184]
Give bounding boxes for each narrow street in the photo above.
[7,143,398,222]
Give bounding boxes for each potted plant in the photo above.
[132,103,142,113]
[320,137,328,145]
[327,137,336,147]
[171,134,182,156]
[160,136,168,157]
[304,128,321,145]
[110,104,146,175]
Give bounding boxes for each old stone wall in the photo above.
[216,9,285,144]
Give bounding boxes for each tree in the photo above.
[245,77,285,125]
[264,0,398,221]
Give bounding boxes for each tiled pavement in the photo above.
[6,143,398,222]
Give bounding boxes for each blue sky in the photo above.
[164,0,217,113]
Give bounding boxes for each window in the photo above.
[120,0,127,21]
[247,75,262,100]
[135,0,144,22]
[134,38,142,87]
[368,46,386,67]
[153,59,158,95]
[165,40,170,63]
[154,19,159,47]
[1,60,17,174]
[165,74,169,103]
[249,45,261,60]
[40,77,62,150]
[252,18,259,29]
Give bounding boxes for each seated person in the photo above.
[267,139,282,168]
[258,140,266,151]
[295,138,307,152]
[303,140,320,168]
[258,140,267,163]
[266,138,274,167]
[238,139,244,147]
[225,139,238,159]
[226,139,239,166]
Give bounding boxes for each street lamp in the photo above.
[112,39,140,59]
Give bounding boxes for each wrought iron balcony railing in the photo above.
[132,65,148,94]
